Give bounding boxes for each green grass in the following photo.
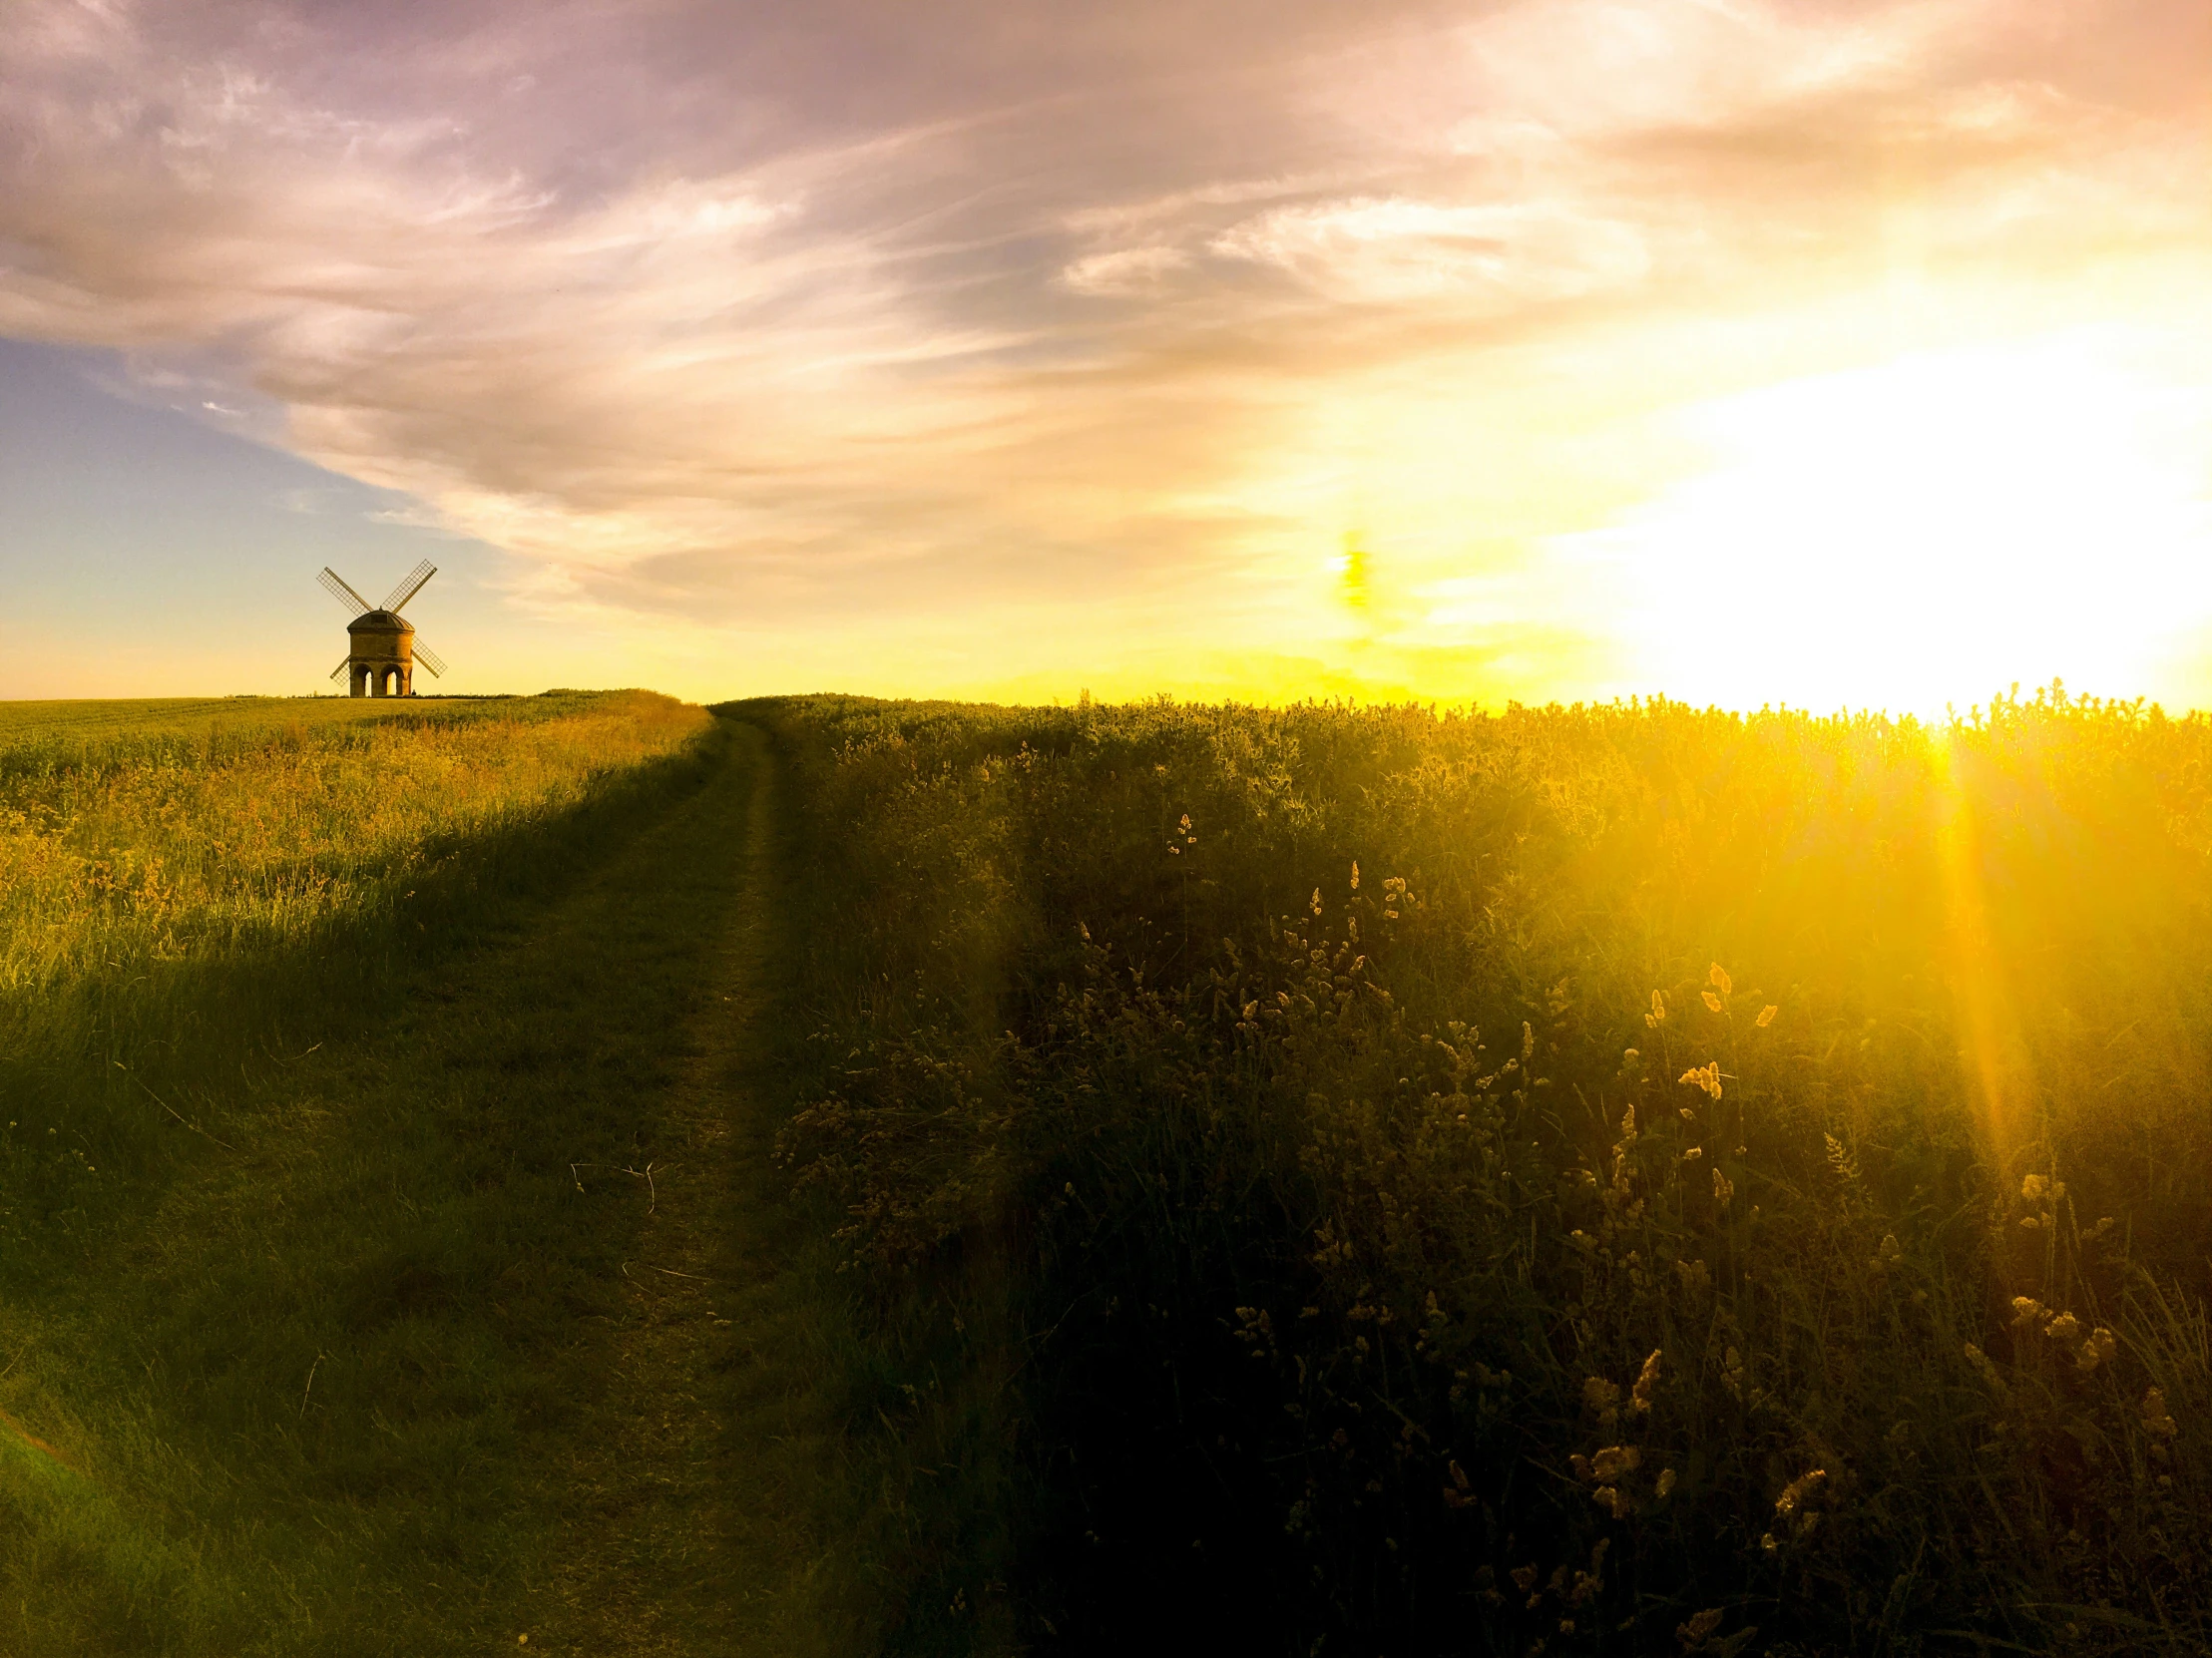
[0,698,898,1653]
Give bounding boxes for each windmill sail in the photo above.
[319,568,373,615]
[385,560,437,613]
[413,640,448,677]
[330,656,350,681]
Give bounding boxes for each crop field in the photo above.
[8,687,2212,1655]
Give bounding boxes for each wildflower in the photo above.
[1710,964,1732,996]
[2077,1327,2117,1373]
[2021,1173,2049,1201]
[1631,1349,1662,1413]
[1682,1145,1703,1161]
[1679,1061,1722,1099]
[1721,1347,1744,1399]
[1964,1343,2008,1398]
[1760,1532,1778,1553]
[1774,1467,1826,1516]
[1655,1467,1677,1498]
[1870,1234,1903,1273]
[1678,1608,1724,1648]
[2143,1388,2179,1441]
[1349,860,1358,890]
[1310,888,1323,916]
[2010,1296,2047,1327]
[1712,1168,1735,1208]
[1589,1445,1641,1482]
[1646,991,1668,1028]
[2046,1312,2081,1343]
[1756,1005,1778,1028]
[1591,1485,1627,1516]
[1568,1538,1609,1604]
[1702,990,1724,1014]
[1583,1377,1621,1419]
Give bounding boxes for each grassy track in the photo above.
[2,713,875,1653]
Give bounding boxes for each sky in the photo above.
[2,0,2210,711]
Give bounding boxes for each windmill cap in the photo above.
[347,610,415,633]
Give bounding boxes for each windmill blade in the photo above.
[330,656,350,681]
[384,559,437,613]
[318,567,373,615]
[412,639,448,677]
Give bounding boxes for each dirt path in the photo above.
[519,716,869,1654]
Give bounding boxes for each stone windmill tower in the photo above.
[318,561,449,696]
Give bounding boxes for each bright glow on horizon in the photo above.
[1568,335,2212,715]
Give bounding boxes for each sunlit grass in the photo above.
[758,685,2212,1655]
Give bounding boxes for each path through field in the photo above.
[3,715,877,1653]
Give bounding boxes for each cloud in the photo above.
[1,0,2209,699]
[1209,197,1647,305]
[1060,244,1190,295]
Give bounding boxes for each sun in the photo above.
[1559,332,2212,714]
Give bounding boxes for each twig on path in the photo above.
[114,1061,236,1152]
[568,1160,677,1214]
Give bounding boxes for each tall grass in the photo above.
[755,687,2212,1655]
[1,690,711,1256]
[0,690,742,1652]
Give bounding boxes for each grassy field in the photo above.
[13,686,2212,1656]
[753,688,2212,1656]
[0,694,906,1653]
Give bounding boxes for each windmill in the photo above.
[319,560,449,697]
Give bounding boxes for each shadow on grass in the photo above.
[0,715,879,1654]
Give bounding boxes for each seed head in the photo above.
[2144,1388,2179,1441]
[1589,1445,1640,1482]
[1774,1467,1827,1516]
[2077,1328,2117,1373]
[1678,1608,1724,1646]
[1631,1349,1662,1413]
[1756,1005,1779,1028]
